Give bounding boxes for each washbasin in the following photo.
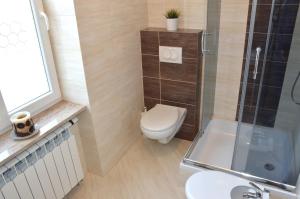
[185,171,270,199]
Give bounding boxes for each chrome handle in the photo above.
[201,31,210,54]
[249,182,263,192]
[249,182,269,194]
[201,31,205,54]
[244,182,263,199]
[40,11,50,31]
[253,47,262,80]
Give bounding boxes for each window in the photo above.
[0,0,60,132]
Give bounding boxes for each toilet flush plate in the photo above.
[159,46,182,64]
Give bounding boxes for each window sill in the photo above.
[0,100,86,166]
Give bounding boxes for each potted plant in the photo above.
[165,9,180,31]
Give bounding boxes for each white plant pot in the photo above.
[166,18,178,31]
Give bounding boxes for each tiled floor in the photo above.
[66,135,289,199]
[67,136,192,199]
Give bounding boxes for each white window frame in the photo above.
[0,93,10,133]
[0,0,61,133]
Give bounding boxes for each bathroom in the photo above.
[0,0,299,198]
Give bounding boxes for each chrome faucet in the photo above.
[231,182,269,199]
[243,191,261,198]
[242,182,269,198]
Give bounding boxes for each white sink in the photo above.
[185,171,270,199]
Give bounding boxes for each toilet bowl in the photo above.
[140,104,187,144]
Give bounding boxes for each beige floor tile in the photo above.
[68,136,192,199]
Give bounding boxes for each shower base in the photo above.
[181,119,298,198]
[240,124,296,186]
[188,119,237,170]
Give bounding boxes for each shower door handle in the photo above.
[40,12,50,31]
[253,47,262,80]
[201,31,212,55]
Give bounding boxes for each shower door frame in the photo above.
[182,130,296,192]
[182,0,297,193]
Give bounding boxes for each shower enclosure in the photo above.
[183,0,300,193]
[233,0,300,189]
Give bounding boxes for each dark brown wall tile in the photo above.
[241,83,259,107]
[236,105,254,124]
[237,105,277,127]
[267,34,293,63]
[140,29,202,141]
[239,83,282,108]
[250,0,299,4]
[141,31,159,55]
[144,97,160,110]
[197,58,203,82]
[142,55,159,78]
[143,77,160,99]
[256,108,277,127]
[245,33,293,63]
[242,60,286,87]
[161,80,196,105]
[160,58,198,83]
[259,86,282,110]
[262,62,286,87]
[238,2,299,128]
[272,5,299,34]
[175,124,197,141]
[247,5,299,34]
[247,5,271,33]
[161,100,197,126]
[159,32,199,58]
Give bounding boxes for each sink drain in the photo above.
[264,163,275,171]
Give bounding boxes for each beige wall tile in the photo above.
[45,0,148,175]
[69,123,88,174]
[46,0,241,176]
[74,0,147,174]
[213,0,249,121]
[77,110,103,175]
[44,0,103,175]
[147,0,207,29]
[44,2,89,105]
[146,0,248,124]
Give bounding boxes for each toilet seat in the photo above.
[141,104,179,132]
[140,104,187,144]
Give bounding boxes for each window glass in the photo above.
[0,0,50,112]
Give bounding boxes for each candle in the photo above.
[10,111,35,137]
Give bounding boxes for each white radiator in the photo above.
[0,119,84,199]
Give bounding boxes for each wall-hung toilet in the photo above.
[140,104,187,144]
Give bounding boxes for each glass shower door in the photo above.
[200,0,221,132]
[232,0,300,189]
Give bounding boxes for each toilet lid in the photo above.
[141,104,179,132]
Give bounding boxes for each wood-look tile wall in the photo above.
[237,0,300,127]
[44,0,94,175]
[146,0,207,29]
[74,0,148,175]
[140,28,202,141]
[213,1,249,121]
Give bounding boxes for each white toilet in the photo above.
[140,104,187,144]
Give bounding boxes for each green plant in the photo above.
[165,9,180,19]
